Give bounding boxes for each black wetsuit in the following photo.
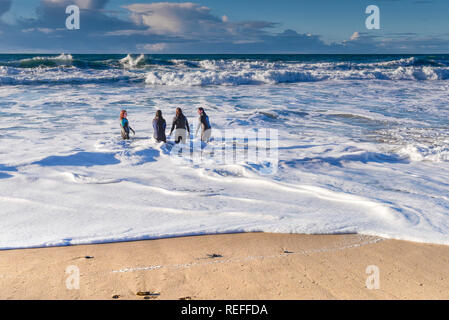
[197,112,212,142]
[170,114,190,144]
[153,117,167,143]
[199,112,211,131]
[121,118,133,140]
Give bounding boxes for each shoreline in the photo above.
[0,233,448,300]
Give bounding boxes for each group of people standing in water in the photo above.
[120,107,212,144]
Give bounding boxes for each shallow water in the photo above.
[0,54,448,249]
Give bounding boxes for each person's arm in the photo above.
[169,118,176,135]
[153,119,157,137]
[195,117,201,137]
[125,119,135,134]
[186,117,190,134]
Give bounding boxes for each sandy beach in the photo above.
[1,0,448,304]
[0,233,448,300]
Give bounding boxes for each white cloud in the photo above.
[233,39,261,44]
[38,27,54,33]
[21,27,54,33]
[125,2,219,35]
[105,29,150,36]
[350,32,360,41]
[4,1,447,54]
[121,1,278,49]
[43,0,108,9]
[137,43,170,52]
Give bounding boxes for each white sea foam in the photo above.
[145,59,449,85]
[1,56,449,86]
[119,54,146,68]
[0,66,142,85]
[0,58,448,249]
[22,53,74,63]
[16,53,74,68]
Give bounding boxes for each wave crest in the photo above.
[1,55,449,86]
[119,54,146,68]
[17,54,74,68]
[145,65,449,86]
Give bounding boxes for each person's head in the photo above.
[197,107,204,115]
[120,110,127,120]
[155,110,162,119]
[176,107,183,117]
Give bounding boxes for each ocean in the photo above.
[0,53,448,249]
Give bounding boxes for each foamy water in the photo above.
[0,54,448,249]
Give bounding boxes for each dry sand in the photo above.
[0,233,448,300]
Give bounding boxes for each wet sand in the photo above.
[0,233,448,300]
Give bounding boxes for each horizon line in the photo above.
[0,52,448,55]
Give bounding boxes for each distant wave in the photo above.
[119,54,146,68]
[8,54,74,68]
[0,65,143,85]
[145,65,449,85]
[1,54,449,86]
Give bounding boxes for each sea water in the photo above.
[0,54,448,249]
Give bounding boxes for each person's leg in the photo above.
[201,129,212,142]
[175,129,187,144]
[121,128,129,140]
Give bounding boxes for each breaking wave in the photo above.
[376,127,449,162]
[16,54,74,68]
[1,54,449,86]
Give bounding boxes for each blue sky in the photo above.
[0,0,448,53]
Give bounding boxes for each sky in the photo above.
[0,0,448,53]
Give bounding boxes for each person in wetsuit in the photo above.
[153,110,167,143]
[195,107,212,142]
[120,110,135,140]
[169,107,190,144]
